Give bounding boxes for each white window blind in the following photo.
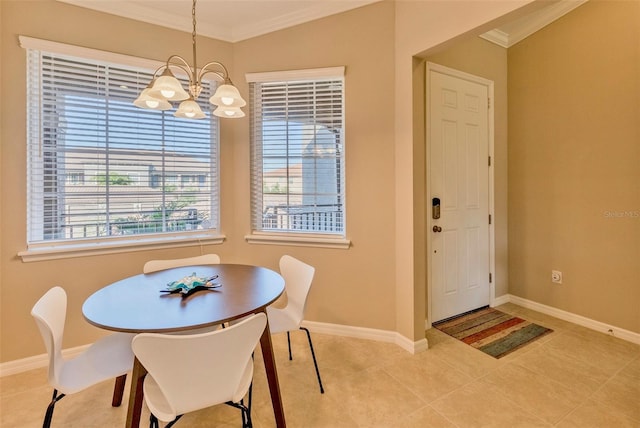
[248,68,345,236]
[26,48,219,245]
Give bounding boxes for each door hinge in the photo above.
[488,156,492,166]
[489,214,492,225]
[488,98,491,109]
[489,273,492,283]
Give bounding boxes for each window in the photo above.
[21,37,220,258]
[246,68,348,247]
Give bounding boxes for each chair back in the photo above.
[31,287,67,388]
[131,313,266,416]
[143,254,220,274]
[279,255,315,325]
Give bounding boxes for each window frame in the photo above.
[18,36,224,262]
[245,67,350,249]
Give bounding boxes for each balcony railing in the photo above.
[262,204,343,233]
[56,208,203,239]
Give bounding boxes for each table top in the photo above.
[82,264,285,333]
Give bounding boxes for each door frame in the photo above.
[425,62,496,328]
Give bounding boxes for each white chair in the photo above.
[31,287,134,428]
[142,253,221,274]
[267,255,324,393]
[131,313,267,428]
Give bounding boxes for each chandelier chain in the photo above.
[191,0,198,76]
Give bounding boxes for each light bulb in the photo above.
[161,89,176,98]
[145,100,159,108]
[213,106,244,118]
[185,111,196,118]
[221,96,234,106]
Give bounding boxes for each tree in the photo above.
[95,172,132,185]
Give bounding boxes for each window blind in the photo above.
[248,71,345,235]
[26,49,219,244]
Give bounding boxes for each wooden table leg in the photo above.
[125,357,147,428]
[112,374,127,407]
[259,311,287,428]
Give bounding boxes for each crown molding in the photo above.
[228,1,377,42]
[56,0,379,43]
[481,0,588,48]
[56,0,234,41]
[479,29,510,48]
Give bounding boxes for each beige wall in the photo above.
[0,0,235,362]
[508,0,640,332]
[423,36,510,306]
[226,2,399,330]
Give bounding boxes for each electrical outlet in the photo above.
[551,270,563,284]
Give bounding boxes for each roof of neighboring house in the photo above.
[263,164,302,178]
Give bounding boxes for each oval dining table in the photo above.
[82,264,287,428]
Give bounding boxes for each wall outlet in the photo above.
[551,270,563,284]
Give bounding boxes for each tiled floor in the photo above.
[1,303,639,427]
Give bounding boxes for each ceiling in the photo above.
[56,0,586,45]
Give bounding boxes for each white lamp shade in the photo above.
[133,88,172,110]
[209,84,246,108]
[213,106,245,118]
[175,99,206,119]
[148,72,190,101]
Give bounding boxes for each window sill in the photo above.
[18,233,225,263]
[245,233,351,249]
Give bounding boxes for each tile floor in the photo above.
[1,303,639,427]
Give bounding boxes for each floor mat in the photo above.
[433,306,553,358]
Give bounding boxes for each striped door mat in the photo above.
[433,307,553,358]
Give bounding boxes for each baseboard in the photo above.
[506,294,640,345]
[1,323,429,377]
[491,293,510,307]
[302,320,428,354]
[423,293,640,346]
[0,344,89,377]
[13,299,631,377]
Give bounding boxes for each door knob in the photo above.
[433,225,442,233]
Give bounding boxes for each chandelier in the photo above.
[133,0,246,119]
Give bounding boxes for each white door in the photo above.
[427,64,492,323]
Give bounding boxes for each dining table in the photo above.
[82,263,287,428]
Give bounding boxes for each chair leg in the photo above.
[43,389,66,428]
[244,405,253,428]
[112,374,127,407]
[246,383,254,428]
[149,414,159,428]
[240,401,248,428]
[301,327,325,393]
[226,400,252,428]
[286,331,292,360]
[165,415,182,428]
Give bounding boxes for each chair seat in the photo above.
[168,325,222,335]
[266,306,299,335]
[142,359,254,422]
[56,332,135,394]
[142,375,175,422]
[143,254,220,274]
